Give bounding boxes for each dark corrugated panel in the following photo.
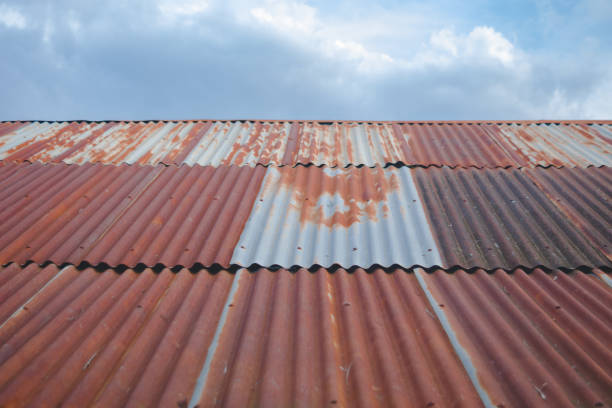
[419,268,612,407]
[1,121,610,167]
[412,167,610,269]
[524,167,612,263]
[0,163,265,268]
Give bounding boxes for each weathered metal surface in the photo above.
[1,265,609,407]
[396,123,518,167]
[412,167,610,269]
[1,121,610,167]
[486,123,612,167]
[231,166,443,268]
[418,267,612,407]
[0,264,235,408]
[0,265,484,407]
[0,162,265,268]
[192,267,482,408]
[1,162,610,270]
[524,167,612,262]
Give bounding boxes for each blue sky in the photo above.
[0,0,610,120]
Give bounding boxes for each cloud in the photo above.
[0,3,26,29]
[0,0,610,120]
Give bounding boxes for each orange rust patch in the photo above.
[264,167,400,228]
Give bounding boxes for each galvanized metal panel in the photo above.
[487,123,612,167]
[1,121,610,167]
[184,120,292,166]
[231,166,443,268]
[412,167,610,269]
[418,267,612,407]
[0,163,265,268]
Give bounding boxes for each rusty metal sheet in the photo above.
[289,122,408,166]
[231,166,443,268]
[184,120,292,166]
[1,265,609,407]
[417,267,612,407]
[396,123,519,168]
[524,167,612,262]
[0,163,265,268]
[0,264,234,407]
[1,120,610,167]
[191,267,482,408]
[412,167,610,269]
[486,123,612,167]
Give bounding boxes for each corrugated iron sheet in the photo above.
[0,162,265,268]
[231,166,443,268]
[0,163,610,270]
[1,265,610,407]
[418,267,612,407]
[486,123,612,167]
[524,167,611,262]
[0,264,235,408]
[413,167,610,269]
[1,121,611,167]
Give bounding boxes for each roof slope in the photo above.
[1,120,610,167]
[0,162,609,269]
[0,117,610,408]
[0,265,610,407]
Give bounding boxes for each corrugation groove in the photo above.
[413,167,610,269]
[1,121,610,167]
[420,268,612,407]
[230,166,443,268]
[0,163,265,268]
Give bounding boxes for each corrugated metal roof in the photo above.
[1,120,611,167]
[418,267,612,407]
[487,123,612,167]
[0,162,265,268]
[413,167,610,269]
[231,166,442,268]
[0,264,610,407]
[1,162,609,270]
[524,167,611,262]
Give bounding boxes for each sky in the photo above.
[0,0,611,120]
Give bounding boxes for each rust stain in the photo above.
[165,121,212,164]
[264,167,400,228]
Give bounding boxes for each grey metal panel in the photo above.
[230,166,442,268]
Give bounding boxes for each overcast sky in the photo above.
[1,0,611,120]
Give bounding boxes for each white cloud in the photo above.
[0,0,610,119]
[158,0,209,24]
[0,4,26,29]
